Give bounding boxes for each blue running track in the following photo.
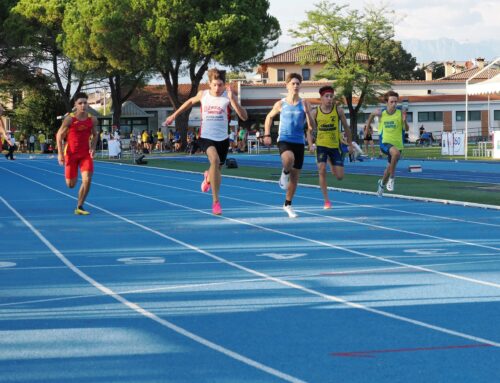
[1,158,499,383]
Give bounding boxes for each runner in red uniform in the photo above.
[56,92,98,215]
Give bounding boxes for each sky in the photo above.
[268,0,500,62]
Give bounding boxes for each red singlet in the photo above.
[64,113,94,179]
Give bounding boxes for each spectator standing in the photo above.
[156,128,165,151]
[28,134,35,153]
[5,132,16,160]
[237,126,247,152]
[38,131,47,153]
[363,123,375,158]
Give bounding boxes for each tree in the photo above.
[129,0,280,146]
[0,0,42,101]
[377,40,419,80]
[12,81,66,139]
[62,0,150,126]
[0,0,21,73]
[291,1,397,141]
[5,0,88,112]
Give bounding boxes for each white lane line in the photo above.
[86,167,500,252]
[5,165,500,289]
[34,160,500,226]
[2,168,500,348]
[92,181,500,290]
[6,164,500,289]
[0,277,270,308]
[0,196,306,383]
[95,161,500,227]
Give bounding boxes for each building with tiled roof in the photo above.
[258,45,369,83]
[440,67,500,81]
[105,50,499,145]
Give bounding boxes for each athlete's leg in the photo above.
[330,160,344,180]
[382,164,391,185]
[317,161,329,202]
[205,146,221,204]
[388,146,401,178]
[286,168,301,202]
[66,178,77,188]
[77,171,93,208]
[65,156,78,189]
[281,150,294,173]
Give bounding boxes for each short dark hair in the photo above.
[319,85,334,96]
[384,90,399,101]
[286,73,302,83]
[73,92,88,102]
[208,68,226,83]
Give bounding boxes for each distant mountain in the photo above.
[401,38,500,64]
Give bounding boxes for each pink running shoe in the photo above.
[323,200,332,209]
[212,201,222,215]
[201,170,211,192]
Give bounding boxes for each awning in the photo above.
[467,73,500,95]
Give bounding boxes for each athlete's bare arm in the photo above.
[303,100,316,150]
[366,108,381,127]
[164,91,204,126]
[56,116,72,165]
[90,116,99,157]
[263,100,282,146]
[337,106,352,144]
[226,85,248,121]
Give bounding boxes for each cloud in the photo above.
[269,0,500,44]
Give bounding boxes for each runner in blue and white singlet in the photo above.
[264,73,316,218]
[278,99,306,144]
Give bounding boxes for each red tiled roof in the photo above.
[440,67,500,81]
[404,94,500,102]
[241,80,332,88]
[261,45,369,64]
[128,84,210,108]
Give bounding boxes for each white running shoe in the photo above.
[386,177,395,192]
[283,204,298,218]
[377,179,384,197]
[279,170,290,190]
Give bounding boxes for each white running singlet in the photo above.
[200,90,231,141]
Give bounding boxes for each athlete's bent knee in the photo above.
[66,179,77,188]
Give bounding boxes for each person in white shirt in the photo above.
[165,68,248,215]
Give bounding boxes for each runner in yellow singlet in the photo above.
[311,85,352,209]
[366,90,409,196]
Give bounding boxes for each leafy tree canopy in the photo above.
[290,1,402,139]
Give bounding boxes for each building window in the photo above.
[356,113,371,124]
[494,110,500,120]
[277,69,285,82]
[456,111,481,121]
[302,69,311,81]
[418,111,443,122]
[405,112,413,123]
